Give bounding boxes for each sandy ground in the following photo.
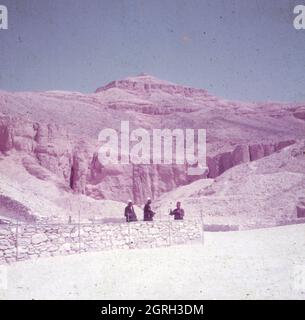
[1,223,305,300]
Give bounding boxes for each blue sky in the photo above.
[0,0,304,101]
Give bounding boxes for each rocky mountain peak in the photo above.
[94,74,209,97]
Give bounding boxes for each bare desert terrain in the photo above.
[1,223,304,300]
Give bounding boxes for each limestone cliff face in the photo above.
[0,114,297,204]
[0,116,74,184]
[207,140,295,178]
[0,74,304,207]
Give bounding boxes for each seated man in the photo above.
[143,198,156,221]
[170,201,185,220]
[124,200,138,222]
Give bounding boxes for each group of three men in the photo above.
[124,198,185,222]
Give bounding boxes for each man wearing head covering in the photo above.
[170,201,185,220]
[143,197,156,221]
[124,200,138,222]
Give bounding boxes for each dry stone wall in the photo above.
[0,220,203,264]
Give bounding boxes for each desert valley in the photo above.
[0,74,305,299]
[0,73,304,227]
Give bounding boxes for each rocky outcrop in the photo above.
[0,116,73,184]
[69,145,91,194]
[95,74,210,98]
[297,198,305,218]
[0,194,36,222]
[107,103,200,115]
[0,117,14,153]
[207,140,295,178]
[293,107,305,121]
[0,115,298,204]
[232,145,250,165]
[86,156,191,203]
